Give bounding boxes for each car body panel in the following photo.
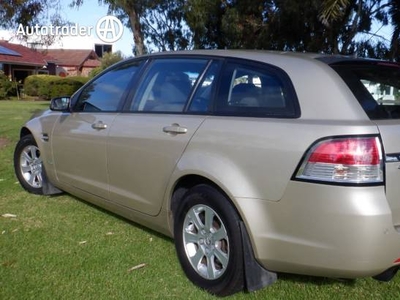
[21,111,61,184]
[237,181,400,278]
[107,113,206,215]
[51,112,117,197]
[51,175,173,237]
[374,120,400,227]
[171,117,379,203]
[267,55,371,121]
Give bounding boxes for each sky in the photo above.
[56,1,134,56]
[0,0,135,57]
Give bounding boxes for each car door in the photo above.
[107,58,219,215]
[51,60,143,197]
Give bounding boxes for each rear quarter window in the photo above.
[215,59,300,118]
[331,62,400,120]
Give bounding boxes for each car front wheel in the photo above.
[173,184,244,296]
[14,134,45,195]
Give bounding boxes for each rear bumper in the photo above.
[237,182,400,278]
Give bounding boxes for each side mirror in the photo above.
[50,96,71,111]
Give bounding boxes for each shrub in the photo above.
[23,75,40,97]
[71,76,90,85]
[49,77,87,98]
[0,71,14,100]
[88,67,102,78]
[24,75,89,100]
[89,51,125,78]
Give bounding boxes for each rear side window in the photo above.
[331,63,400,120]
[215,60,299,117]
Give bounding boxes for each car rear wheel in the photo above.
[173,184,244,296]
[14,134,45,195]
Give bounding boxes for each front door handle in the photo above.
[163,123,187,134]
[91,121,108,130]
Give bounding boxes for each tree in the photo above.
[184,0,227,49]
[0,0,47,29]
[318,0,400,59]
[319,0,350,25]
[0,0,69,47]
[0,71,14,99]
[71,0,146,56]
[103,0,146,56]
[183,0,398,59]
[220,0,268,49]
[72,0,190,55]
[388,0,400,60]
[88,50,125,77]
[141,0,191,52]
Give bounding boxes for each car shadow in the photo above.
[50,192,172,243]
[49,192,359,288]
[277,272,356,286]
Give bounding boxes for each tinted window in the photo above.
[331,63,400,120]
[131,58,209,112]
[74,61,142,112]
[188,61,220,113]
[216,61,298,117]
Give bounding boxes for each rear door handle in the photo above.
[163,123,187,134]
[91,121,108,130]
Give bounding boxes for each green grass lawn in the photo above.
[1,100,400,299]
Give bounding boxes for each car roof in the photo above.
[131,49,400,68]
[136,49,323,62]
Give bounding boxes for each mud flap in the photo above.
[373,266,399,282]
[42,167,63,195]
[239,221,277,292]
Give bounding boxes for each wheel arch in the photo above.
[20,127,32,138]
[16,128,62,195]
[168,173,277,293]
[170,174,243,223]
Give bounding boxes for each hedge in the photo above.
[24,75,89,100]
[0,71,15,99]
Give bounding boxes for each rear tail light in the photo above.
[295,136,383,184]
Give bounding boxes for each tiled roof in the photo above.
[82,58,101,68]
[0,41,47,66]
[43,49,100,67]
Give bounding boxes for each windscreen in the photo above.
[330,62,400,120]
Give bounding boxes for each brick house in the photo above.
[0,41,55,83]
[43,49,101,77]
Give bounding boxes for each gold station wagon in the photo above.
[14,50,400,296]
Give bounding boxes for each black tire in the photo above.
[173,184,244,296]
[14,134,45,195]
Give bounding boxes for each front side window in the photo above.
[131,58,209,113]
[332,63,400,120]
[215,61,299,117]
[74,60,142,112]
